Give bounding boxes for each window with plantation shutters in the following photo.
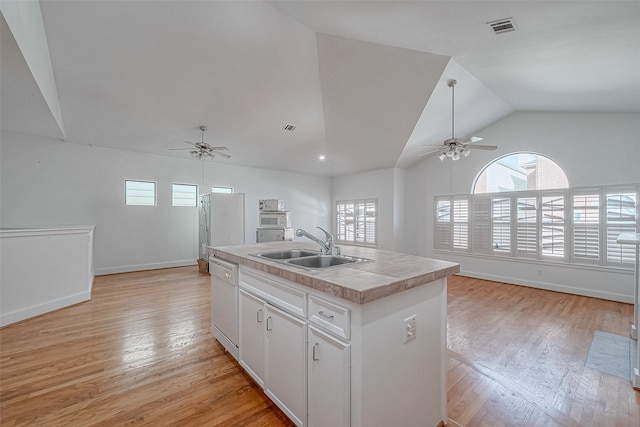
[516,196,538,257]
[606,191,637,265]
[435,199,451,249]
[541,194,565,259]
[336,199,377,247]
[492,197,511,253]
[573,193,600,262]
[434,184,638,269]
[453,199,469,249]
[472,196,491,254]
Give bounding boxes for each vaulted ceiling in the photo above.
[2,1,639,177]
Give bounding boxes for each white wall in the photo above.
[331,168,404,251]
[405,112,640,302]
[0,131,331,274]
[0,227,94,326]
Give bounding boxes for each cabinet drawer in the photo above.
[240,269,306,318]
[308,295,350,340]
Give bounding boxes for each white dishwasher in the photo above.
[209,256,239,360]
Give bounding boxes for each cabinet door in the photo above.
[308,325,350,427]
[239,290,265,387]
[265,304,307,427]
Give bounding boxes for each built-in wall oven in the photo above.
[209,256,239,360]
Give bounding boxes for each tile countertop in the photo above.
[208,242,460,304]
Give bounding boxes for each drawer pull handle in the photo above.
[312,343,320,361]
[318,310,334,320]
[266,316,272,331]
[256,309,263,323]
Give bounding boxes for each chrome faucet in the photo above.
[296,227,333,255]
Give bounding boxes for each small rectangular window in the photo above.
[172,183,198,207]
[212,186,234,194]
[125,180,156,206]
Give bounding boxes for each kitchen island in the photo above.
[209,242,459,427]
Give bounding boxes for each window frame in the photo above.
[472,152,569,194]
[434,184,639,269]
[336,198,378,247]
[125,179,157,206]
[172,183,198,207]
[211,186,234,194]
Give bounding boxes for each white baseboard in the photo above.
[0,290,91,327]
[458,269,633,304]
[95,259,197,276]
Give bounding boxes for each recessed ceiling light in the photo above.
[318,154,326,161]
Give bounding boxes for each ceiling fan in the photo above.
[169,126,231,159]
[420,79,497,161]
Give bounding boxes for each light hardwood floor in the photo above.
[1,268,638,426]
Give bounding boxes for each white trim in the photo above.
[0,289,91,327]
[456,269,633,304]
[0,226,95,237]
[435,249,633,275]
[95,259,197,276]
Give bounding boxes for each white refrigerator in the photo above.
[199,193,245,261]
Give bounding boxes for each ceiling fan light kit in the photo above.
[169,125,231,160]
[420,79,497,161]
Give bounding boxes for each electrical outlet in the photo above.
[404,314,417,343]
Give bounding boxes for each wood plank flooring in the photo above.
[1,268,638,426]
[447,275,639,427]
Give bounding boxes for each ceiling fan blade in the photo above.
[168,147,193,151]
[420,144,447,148]
[419,148,447,157]
[183,140,198,147]
[212,151,231,158]
[460,136,483,144]
[466,144,497,150]
[209,146,229,151]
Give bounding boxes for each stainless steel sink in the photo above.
[286,255,365,269]
[251,250,371,270]
[252,249,320,260]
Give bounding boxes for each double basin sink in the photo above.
[252,249,371,270]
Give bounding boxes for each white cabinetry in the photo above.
[239,290,265,387]
[239,271,307,426]
[265,304,307,425]
[308,325,350,427]
[237,264,447,427]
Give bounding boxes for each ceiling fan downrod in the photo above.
[448,79,457,141]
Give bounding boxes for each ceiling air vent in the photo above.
[487,17,517,34]
[283,124,297,131]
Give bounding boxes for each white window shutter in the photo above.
[606,191,637,265]
[472,195,491,254]
[541,194,565,259]
[516,196,538,257]
[572,193,600,262]
[492,197,511,253]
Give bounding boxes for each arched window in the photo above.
[473,152,568,194]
